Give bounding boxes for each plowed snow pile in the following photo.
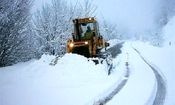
[0,53,124,105]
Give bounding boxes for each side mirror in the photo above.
[105,42,110,47]
[99,35,103,39]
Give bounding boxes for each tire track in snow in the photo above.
[94,54,130,105]
[94,62,130,105]
[133,48,166,105]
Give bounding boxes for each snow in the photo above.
[1,0,175,104]
[131,16,175,105]
[162,16,175,46]
[107,39,121,48]
[132,41,175,105]
[0,38,174,105]
[0,51,125,105]
[107,42,156,105]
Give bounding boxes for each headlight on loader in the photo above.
[69,43,74,48]
[85,41,88,45]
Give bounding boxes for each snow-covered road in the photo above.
[91,42,161,105]
[96,63,130,105]
[105,43,167,105]
[106,42,156,105]
[93,42,130,105]
[106,42,124,58]
[134,48,167,105]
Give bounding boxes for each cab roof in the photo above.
[73,17,96,24]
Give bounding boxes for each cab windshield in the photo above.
[79,23,94,38]
[73,22,96,41]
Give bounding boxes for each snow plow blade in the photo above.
[89,52,113,75]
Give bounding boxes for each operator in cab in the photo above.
[83,26,94,40]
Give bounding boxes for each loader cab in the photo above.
[72,17,99,41]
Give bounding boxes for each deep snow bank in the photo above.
[0,52,125,105]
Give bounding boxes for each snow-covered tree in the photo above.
[77,0,97,17]
[0,0,34,66]
[99,18,120,40]
[33,0,71,56]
